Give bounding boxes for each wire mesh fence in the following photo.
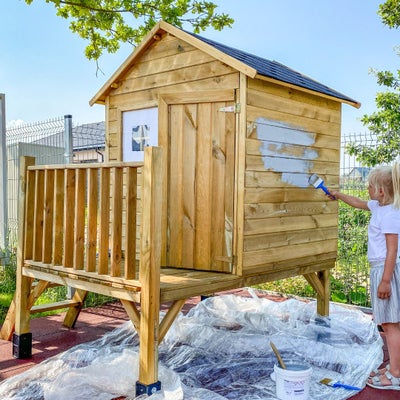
[333,132,376,308]
[6,116,105,244]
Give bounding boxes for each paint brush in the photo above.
[270,341,286,369]
[308,173,335,198]
[319,378,361,391]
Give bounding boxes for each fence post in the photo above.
[64,114,73,164]
[0,93,9,263]
[64,114,75,299]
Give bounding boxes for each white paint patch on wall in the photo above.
[256,118,318,188]
[281,173,310,188]
[256,118,316,146]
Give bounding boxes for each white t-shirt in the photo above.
[367,200,400,263]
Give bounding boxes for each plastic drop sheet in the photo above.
[0,290,383,400]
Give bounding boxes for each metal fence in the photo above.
[5,116,105,244]
[335,132,376,307]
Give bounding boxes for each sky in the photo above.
[1,0,399,135]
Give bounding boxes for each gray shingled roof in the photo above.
[188,31,357,105]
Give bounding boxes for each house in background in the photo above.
[31,121,106,163]
[347,166,371,182]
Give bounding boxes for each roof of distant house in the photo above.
[31,121,105,150]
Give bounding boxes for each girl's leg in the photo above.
[369,322,400,386]
[383,322,400,376]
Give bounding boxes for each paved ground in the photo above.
[0,289,397,399]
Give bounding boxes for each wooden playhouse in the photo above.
[2,21,360,395]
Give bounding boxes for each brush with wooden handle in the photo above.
[270,341,286,369]
[319,378,361,391]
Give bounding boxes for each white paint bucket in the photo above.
[273,362,312,400]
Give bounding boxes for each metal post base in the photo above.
[136,380,161,396]
[12,332,32,359]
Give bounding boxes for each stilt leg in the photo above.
[13,275,33,358]
[136,147,163,395]
[304,269,330,316]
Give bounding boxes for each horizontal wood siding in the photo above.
[242,79,340,276]
[106,33,239,162]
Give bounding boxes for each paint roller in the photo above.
[308,173,335,198]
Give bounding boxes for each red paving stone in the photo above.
[0,289,398,399]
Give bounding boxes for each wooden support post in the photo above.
[63,289,88,328]
[121,299,141,332]
[0,280,49,341]
[13,156,35,358]
[159,299,186,342]
[136,147,163,396]
[304,269,330,316]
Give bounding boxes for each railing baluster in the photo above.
[33,170,44,261]
[124,166,138,279]
[42,169,54,263]
[63,169,75,268]
[53,169,65,265]
[74,169,86,270]
[86,168,98,272]
[111,167,123,277]
[22,159,35,261]
[98,167,110,275]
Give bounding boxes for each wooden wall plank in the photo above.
[168,105,184,266]
[247,78,341,112]
[244,214,337,236]
[181,104,196,267]
[243,239,338,269]
[244,187,340,203]
[210,102,228,271]
[244,201,337,220]
[244,227,338,252]
[247,86,340,124]
[247,105,341,139]
[195,103,212,270]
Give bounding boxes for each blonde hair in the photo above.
[368,162,400,208]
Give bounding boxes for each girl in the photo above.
[328,164,400,390]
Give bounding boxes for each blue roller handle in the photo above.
[332,382,361,391]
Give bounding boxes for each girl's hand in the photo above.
[377,279,391,299]
[325,188,338,201]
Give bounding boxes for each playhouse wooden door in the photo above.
[161,93,235,272]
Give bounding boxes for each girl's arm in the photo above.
[378,233,398,299]
[327,190,369,210]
